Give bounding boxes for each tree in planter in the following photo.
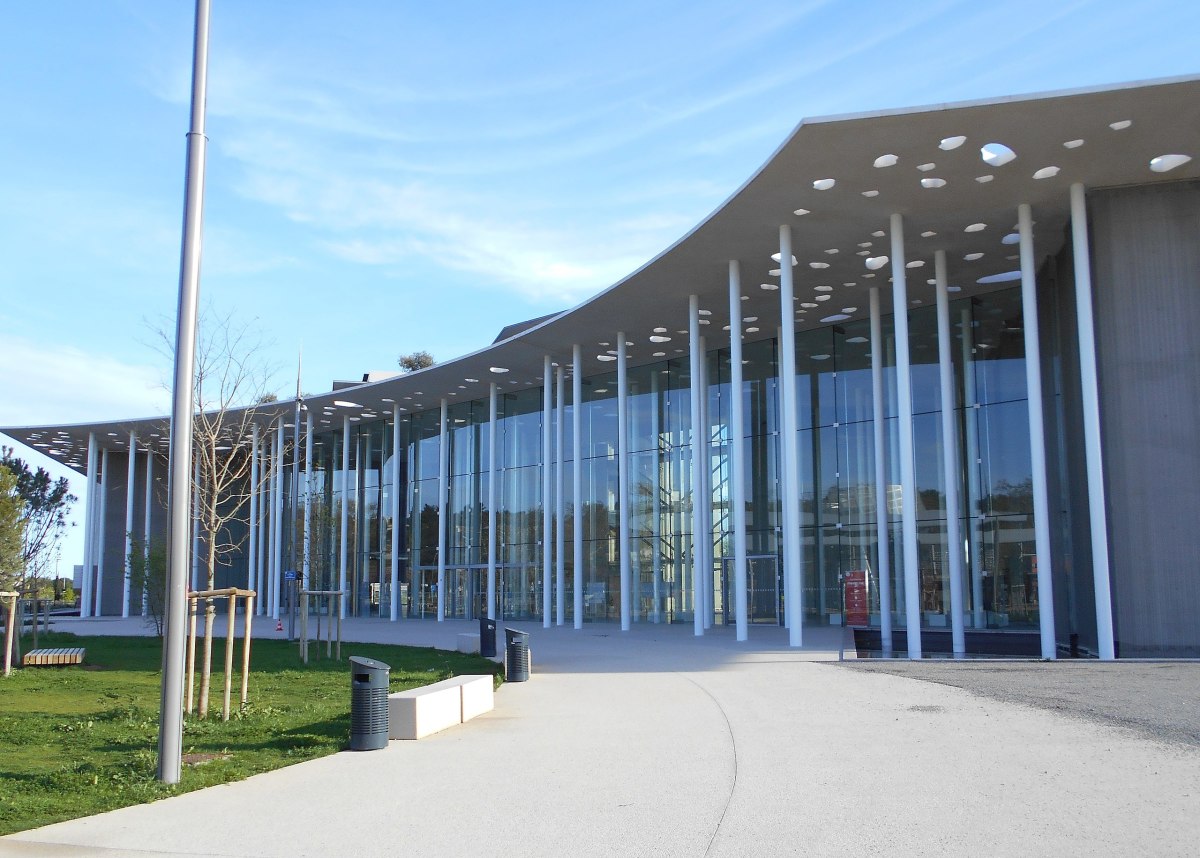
[155,309,280,718]
[0,446,76,599]
[397,350,434,372]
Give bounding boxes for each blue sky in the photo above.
[2,0,1197,574]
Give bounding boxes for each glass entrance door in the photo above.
[721,555,781,625]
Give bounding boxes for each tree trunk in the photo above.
[198,503,219,719]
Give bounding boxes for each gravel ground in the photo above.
[834,660,1200,747]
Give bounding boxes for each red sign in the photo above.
[843,570,869,627]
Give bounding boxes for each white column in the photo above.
[249,425,259,594]
[961,307,984,629]
[1018,203,1058,660]
[869,288,894,654]
[437,399,448,622]
[487,383,498,621]
[304,412,313,595]
[338,416,350,619]
[272,423,285,619]
[142,448,153,616]
[96,449,109,616]
[572,345,584,629]
[1069,184,1116,660]
[935,251,967,656]
[391,406,402,621]
[779,225,803,647]
[699,335,713,630]
[122,432,137,617]
[729,261,749,642]
[81,433,97,618]
[890,213,922,659]
[542,356,554,628]
[555,367,566,625]
[616,335,632,631]
[256,438,268,613]
[689,295,705,636]
[291,403,301,585]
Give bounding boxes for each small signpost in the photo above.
[843,570,870,627]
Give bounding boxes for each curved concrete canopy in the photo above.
[6,74,1200,470]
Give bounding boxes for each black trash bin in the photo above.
[349,656,390,750]
[504,628,530,682]
[480,617,498,658]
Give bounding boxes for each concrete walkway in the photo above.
[5,617,1199,856]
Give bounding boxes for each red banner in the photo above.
[844,570,869,626]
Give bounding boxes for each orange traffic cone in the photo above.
[275,619,283,632]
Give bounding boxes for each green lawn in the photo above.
[0,631,501,835]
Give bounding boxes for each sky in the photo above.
[2,0,1197,576]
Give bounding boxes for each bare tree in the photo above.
[156,309,280,717]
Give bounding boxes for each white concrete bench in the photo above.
[456,633,480,654]
[388,674,495,740]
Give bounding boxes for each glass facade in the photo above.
[288,287,1037,635]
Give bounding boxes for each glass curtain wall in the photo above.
[293,287,1035,631]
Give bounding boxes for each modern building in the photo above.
[5,75,1198,659]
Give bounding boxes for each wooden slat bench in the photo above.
[23,647,86,667]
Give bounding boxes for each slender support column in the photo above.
[689,295,705,636]
[890,213,922,659]
[437,399,448,622]
[699,335,713,630]
[143,448,153,615]
[487,384,498,620]
[256,439,267,613]
[617,336,632,631]
[291,402,301,588]
[729,261,749,642]
[391,406,401,621]
[962,308,984,628]
[1069,184,1115,660]
[779,225,803,647]
[338,416,349,619]
[935,251,967,656]
[81,433,97,618]
[249,426,259,594]
[542,356,554,628]
[121,433,137,617]
[95,449,109,616]
[304,411,313,594]
[1018,203,1058,660]
[869,288,894,654]
[650,370,662,623]
[272,424,285,619]
[555,367,566,625]
[572,345,584,629]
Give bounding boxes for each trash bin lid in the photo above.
[349,656,391,671]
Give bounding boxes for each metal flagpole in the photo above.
[159,0,211,785]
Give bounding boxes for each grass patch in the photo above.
[0,631,501,835]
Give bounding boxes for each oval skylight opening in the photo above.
[964,223,986,233]
[333,400,362,408]
[489,367,509,374]
[814,285,833,291]
[811,354,831,360]
[746,326,760,333]
[1109,120,1132,130]
[939,135,967,150]
[824,248,839,255]
[816,295,831,302]
[975,175,995,183]
[800,302,817,308]
[920,231,937,238]
[980,143,1017,166]
[873,154,898,168]
[813,178,836,190]
[964,252,984,261]
[760,283,779,291]
[917,162,936,172]
[861,190,879,197]
[771,253,799,264]
[920,177,947,188]
[1063,139,1084,149]
[865,256,889,270]
[906,260,925,268]
[872,230,885,238]
[1001,233,1020,245]
[597,355,616,362]
[1150,154,1192,173]
[809,262,830,269]
[649,335,671,343]
[977,271,1023,284]
[1033,166,1060,180]
[846,336,868,344]
[793,208,811,216]
[698,309,712,316]
[820,314,851,323]
[841,307,858,313]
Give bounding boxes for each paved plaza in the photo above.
[3,616,1199,857]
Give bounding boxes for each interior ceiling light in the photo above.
[813,178,836,190]
[873,154,898,168]
[939,135,967,150]
[920,177,947,188]
[865,256,889,270]
[1064,139,1085,148]
[1150,154,1192,172]
[846,336,868,344]
[1033,166,1061,180]
[1109,119,1132,130]
[980,142,1016,166]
